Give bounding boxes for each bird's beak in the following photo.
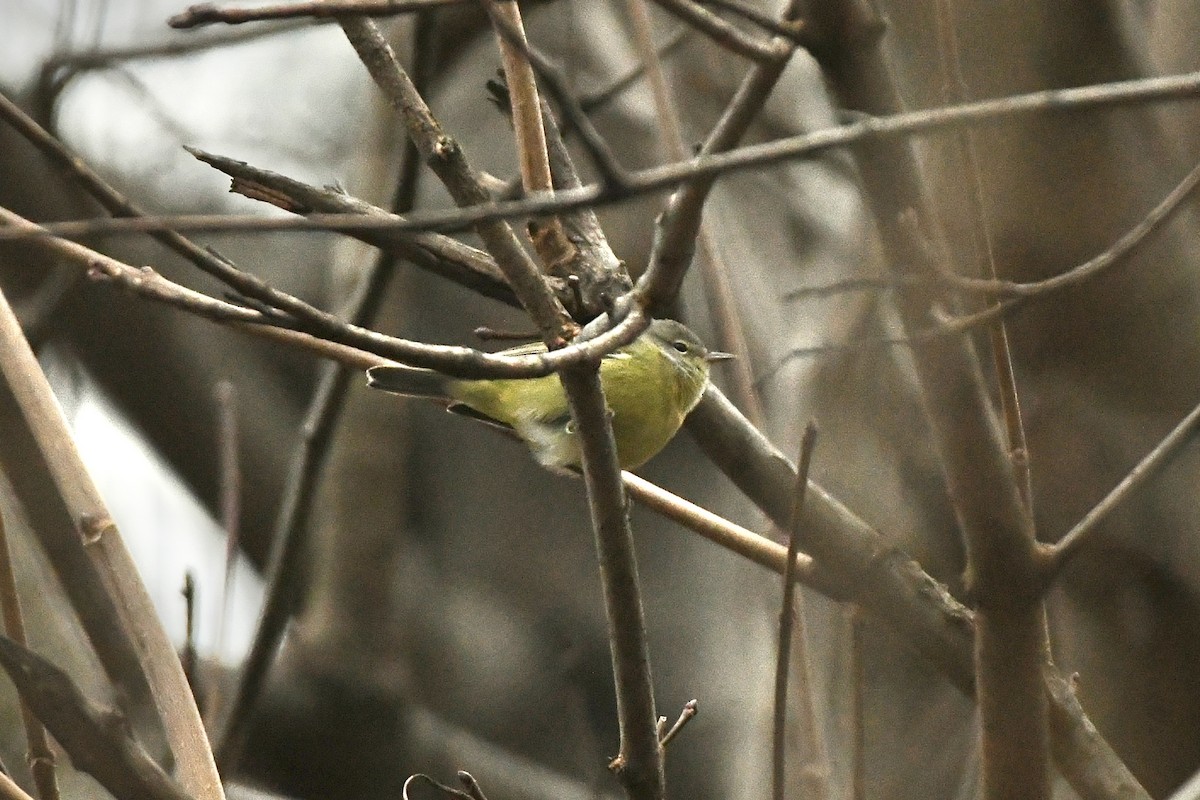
[705,351,735,362]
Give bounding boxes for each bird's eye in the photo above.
[672,340,690,353]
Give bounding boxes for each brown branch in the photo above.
[637,0,804,314]
[0,90,365,345]
[723,148,1200,376]
[485,12,630,191]
[564,366,663,800]
[0,509,60,800]
[772,422,822,800]
[644,0,778,62]
[337,15,574,342]
[183,146,531,308]
[484,2,576,270]
[13,69,1200,246]
[0,205,648,379]
[484,6,662,797]
[169,0,465,28]
[932,0,1032,512]
[578,29,690,114]
[624,0,765,422]
[0,772,37,800]
[802,0,1056,791]
[622,473,822,587]
[538,98,633,319]
[1042,397,1200,582]
[0,282,223,800]
[937,158,1200,299]
[682,386,1147,799]
[0,636,193,800]
[694,0,810,44]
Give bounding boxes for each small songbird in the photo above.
[366,318,732,471]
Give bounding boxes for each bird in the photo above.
[366,318,731,471]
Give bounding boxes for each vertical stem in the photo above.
[931,0,1033,511]
[849,606,866,800]
[0,507,60,800]
[564,366,664,800]
[802,1,1051,796]
[771,423,825,800]
[977,605,1051,800]
[485,4,663,795]
[485,0,576,268]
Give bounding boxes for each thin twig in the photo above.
[456,772,490,800]
[644,0,778,62]
[484,11,630,189]
[336,15,574,342]
[932,0,1032,511]
[0,507,60,800]
[657,699,697,748]
[218,9,440,770]
[771,422,821,800]
[41,19,312,78]
[938,157,1200,299]
[1043,397,1200,581]
[0,204,645,380]
[637,0,802,314]
[0,90,369,346]
[622,472,822,589]
[15,70,1200,244]
[694,0,810,44]
[179,574,200,701]
[579,29,690,114]
[624,0,765,422]
[169,0,465,28]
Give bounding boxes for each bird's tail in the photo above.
[366,365,452,400]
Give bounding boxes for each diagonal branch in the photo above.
[0,283,223,800]
[0,636,192,800]
[12,70,1200,245]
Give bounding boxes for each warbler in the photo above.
[366,319,731,471]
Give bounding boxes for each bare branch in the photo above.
[644,0,778,62]
[337,15,574,341]
[0,280,222,800]
[169,0,465,28]
[638,0,803,314]
[1042,398,1200,581]
[772,422,822,800]
[624,0,765,421]
[694,0,810,44]
[12,70,1200,246]
[484,5,662,796]
[804,0,1049,793]
[682,386,1145,799]
[0,508,60,800]
[184,146,528,308]
[0,637,192,800]
[0,205,647,379]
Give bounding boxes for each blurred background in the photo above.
[3,1,1200,798]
